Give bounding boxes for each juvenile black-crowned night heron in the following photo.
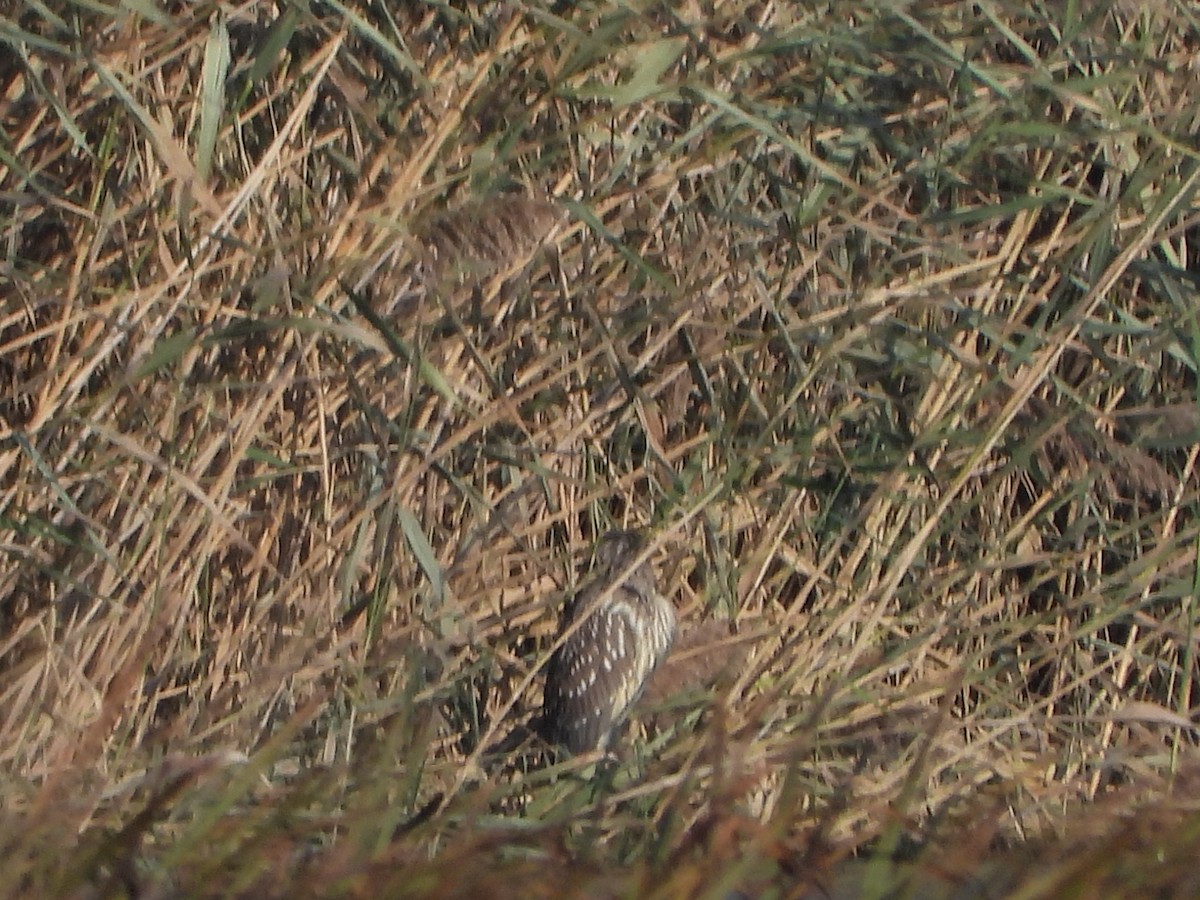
[541,530,676,754]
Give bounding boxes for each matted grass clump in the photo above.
[3,1,1200,896]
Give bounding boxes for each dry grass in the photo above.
[3,0,1200,896]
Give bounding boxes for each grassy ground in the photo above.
[4,1,1200,896]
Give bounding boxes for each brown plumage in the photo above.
[541,530,676,754]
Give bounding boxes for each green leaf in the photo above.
[607,36,687,107]
[244,2,303,97]
[320,0,429,90]
[132,328,198,380]
[197,12,230,181]
[398,508,444,607]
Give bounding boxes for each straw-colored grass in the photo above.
[3,1,1200,896]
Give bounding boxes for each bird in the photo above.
[541,529,676,755]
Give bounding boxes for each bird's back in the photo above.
[542,531,676,754]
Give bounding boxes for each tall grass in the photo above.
[2,1,1200,895]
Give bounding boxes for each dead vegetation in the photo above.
[3,0,1200,896]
